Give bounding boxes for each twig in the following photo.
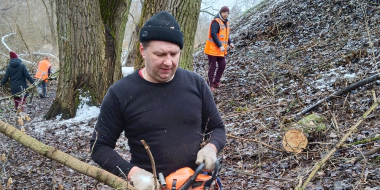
[117,166,128,180]
[90,131,98,156]
[342,92,350,109]
[225,167,293,181]
[140,140,158,190]
[223,102,286,118]
[353,146,367,189]
[347,136,380,147]
[308,142,333,145]
[373,90,377,103]
[361,2,378,72]
[347,146,380,163]
[227,134,285,152]
[330,111,339,133]
[326,103,339,133]
[298,95,380,190]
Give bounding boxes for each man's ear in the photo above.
[139,44,145,59]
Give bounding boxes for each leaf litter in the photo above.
[1,0,380,189]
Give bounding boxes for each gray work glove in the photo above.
[195,145,217,172]
[230,43,235,49]
[130,169,160,190]
[220,46,225,52]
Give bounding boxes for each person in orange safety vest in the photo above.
[204,6,235,91]
[35,56,51,98]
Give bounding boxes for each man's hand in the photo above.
[195,144,217,172]
[220,46,225,52]
[230,43,235,49]
[129,168,159,190]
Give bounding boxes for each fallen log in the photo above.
[0,120,136,190]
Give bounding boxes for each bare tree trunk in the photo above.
[128,0,201,70]
[41,0,57,49]
[0,120,136,190]
[173,0,201,70]
[99,0,132,82]
[46,0,131,119]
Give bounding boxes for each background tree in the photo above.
[45,0,132,119]
[127,0,202,70]
[41,0,57,50]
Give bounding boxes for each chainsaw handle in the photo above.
[204,157,222,190]
[179,162,205,190]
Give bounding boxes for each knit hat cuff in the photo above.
[140,26,184,49]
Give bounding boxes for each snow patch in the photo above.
[122,67,134,77]
[31,92,100,135]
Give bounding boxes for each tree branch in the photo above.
[227,134,285,152]
[0,120,136,190]
[298,95,380,190]
[200,10,215,16]
[348,146,380,163]
[297,73,380,116]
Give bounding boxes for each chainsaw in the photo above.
[158,157,222,190]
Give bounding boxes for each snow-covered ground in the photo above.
[29,66,135,136]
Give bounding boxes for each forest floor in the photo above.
[1,0,380,189]
[0,59,379,190]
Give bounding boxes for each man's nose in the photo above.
[163,55,172,66]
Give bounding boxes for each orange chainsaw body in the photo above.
[163,167,219,190]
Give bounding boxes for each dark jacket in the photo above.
[210,13,232,48]
[1,58,34,95]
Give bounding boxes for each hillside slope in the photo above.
[194,0,380,189]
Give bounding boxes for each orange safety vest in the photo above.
[35,59,51,81]
[204,18,230,57]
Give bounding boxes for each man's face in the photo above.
[140,41,181,83]
[221,11,229,20]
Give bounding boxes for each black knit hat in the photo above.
[139,11,183,49]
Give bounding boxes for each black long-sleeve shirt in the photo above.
[90,68,226,177]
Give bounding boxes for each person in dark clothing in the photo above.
[204,6,235,91]
[1,51,34,112]
[90,11,226,190]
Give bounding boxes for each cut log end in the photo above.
[282,129,308,153]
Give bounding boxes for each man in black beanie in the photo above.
[90,11,226,190]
